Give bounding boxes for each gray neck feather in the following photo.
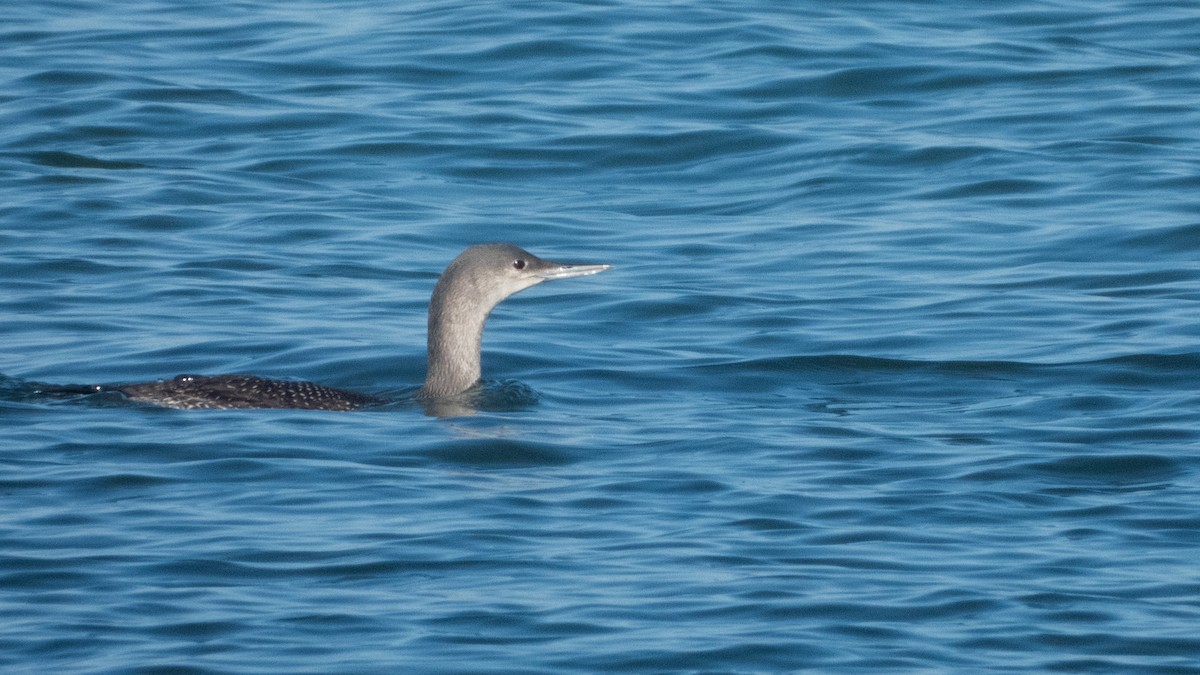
[420,266,501,398]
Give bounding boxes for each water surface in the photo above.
[2,1,1199,672]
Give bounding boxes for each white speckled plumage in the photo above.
[117,374,380,411]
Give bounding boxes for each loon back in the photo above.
[117,374,381,411]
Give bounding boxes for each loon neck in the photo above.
[419,272,496,398]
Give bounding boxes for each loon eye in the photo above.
[513,259,527,270]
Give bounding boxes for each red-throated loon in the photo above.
[114,244,610,410]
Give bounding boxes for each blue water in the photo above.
[3,0,1200,672]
